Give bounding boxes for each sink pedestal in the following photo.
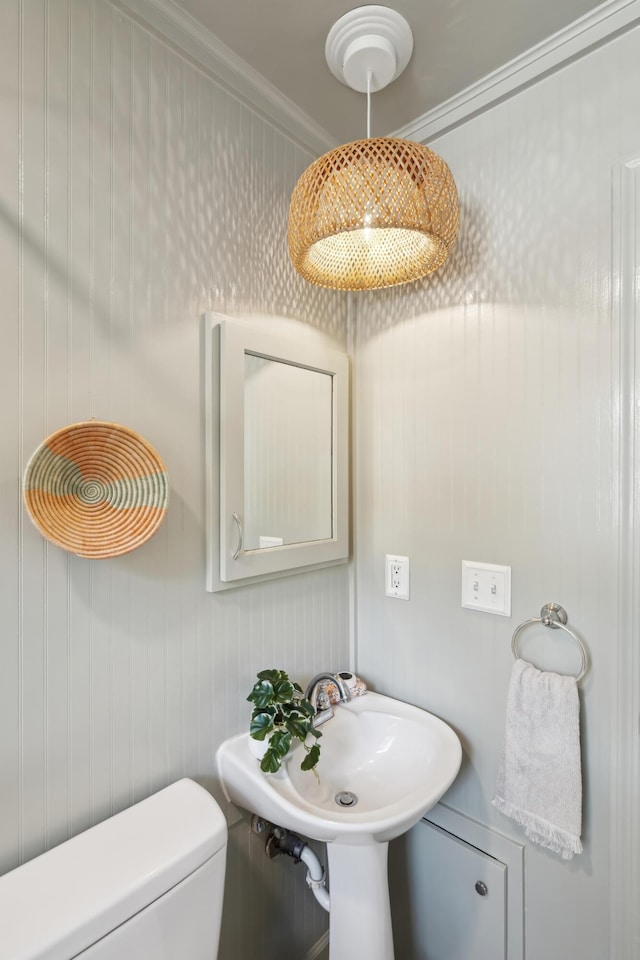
[327,841,394,960]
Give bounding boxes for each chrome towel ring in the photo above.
[511,602,589,682]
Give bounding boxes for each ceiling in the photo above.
[168,0,603,144]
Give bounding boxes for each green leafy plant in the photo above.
[247,668,322,774]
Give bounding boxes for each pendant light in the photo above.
[288,6,459,292]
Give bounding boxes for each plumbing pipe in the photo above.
[300,843,330,913]
[269,828,330,912]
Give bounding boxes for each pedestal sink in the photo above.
[216,691,462,960]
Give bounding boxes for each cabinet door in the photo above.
[390,819,507,960]
[204,314,350,591]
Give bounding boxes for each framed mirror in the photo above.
[204,314,349,591]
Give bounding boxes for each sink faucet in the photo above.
[305,672,352,726]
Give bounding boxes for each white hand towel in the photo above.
[493,658,583,860]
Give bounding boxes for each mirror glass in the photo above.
[244,353,333,549]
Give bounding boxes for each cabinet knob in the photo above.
[475,881,488,896]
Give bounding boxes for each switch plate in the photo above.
[461,561,511,616]
[386,555,410,600]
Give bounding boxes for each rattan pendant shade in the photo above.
[288,136,459,291]
[289,7,460,291]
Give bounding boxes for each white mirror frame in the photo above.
[203,313,350,591]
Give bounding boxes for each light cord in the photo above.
[366,70,372,138]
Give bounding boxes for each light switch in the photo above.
[461,561,511,616]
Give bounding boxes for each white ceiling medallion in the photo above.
[325,5,414,93]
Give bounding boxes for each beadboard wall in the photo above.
[352,25,640,960]
[0,2,348,957]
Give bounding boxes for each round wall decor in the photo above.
[23,420,169,558]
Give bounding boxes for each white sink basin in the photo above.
[216,691,461,844]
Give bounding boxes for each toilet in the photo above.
[0,778,227,959]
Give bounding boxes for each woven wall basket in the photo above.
[23,420,169,559]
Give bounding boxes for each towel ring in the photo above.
[511,602,588,682]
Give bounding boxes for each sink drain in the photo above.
[335,791,358,807]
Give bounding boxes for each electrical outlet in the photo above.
[385,555,409,600]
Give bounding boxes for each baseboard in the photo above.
[304,930,329,960]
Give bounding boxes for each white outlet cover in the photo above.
[461,561,511,616]
[385,554,410,600]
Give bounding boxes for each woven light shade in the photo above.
[23,420,169,558]
[288,136,459,291]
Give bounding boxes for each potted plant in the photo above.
[247,668,322,774]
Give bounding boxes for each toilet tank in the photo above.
[0,779,227,960]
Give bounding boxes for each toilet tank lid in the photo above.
[0,779,228,960]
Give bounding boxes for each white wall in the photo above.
[353,26,640,960]
[0,2,349,957]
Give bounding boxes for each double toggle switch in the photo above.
[461,561,511,616]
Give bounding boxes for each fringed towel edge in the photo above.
[493,794,583,861]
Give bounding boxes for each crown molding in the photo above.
[112,0,336,156]
[393,0,640,142]
[110,0,640,155]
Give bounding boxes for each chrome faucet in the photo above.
[305,672,352,726]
